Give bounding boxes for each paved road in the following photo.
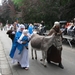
[0,31,75,75]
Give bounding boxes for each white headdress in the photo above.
[53,21,60,27]
[18,29,28,41]
[19,24,25,29]
[23,29,28,34]
[17,24,25,31]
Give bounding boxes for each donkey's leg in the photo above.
[42,51,47,67]
[31,48,34,59]
[35,50,37,60]
[40,51,43,61]
[45,51,47,60]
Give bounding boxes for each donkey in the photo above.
[30,33,56,67]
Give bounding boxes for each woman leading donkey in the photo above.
[48,21,64,69]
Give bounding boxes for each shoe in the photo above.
[22,67,29,70]
[22,67,25,69]
[25,67,29,70]
[58,63,64,69]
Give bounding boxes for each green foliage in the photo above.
[12,0,23,4]
[12,0,75,29]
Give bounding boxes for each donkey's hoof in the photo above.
[32,57,34,60]
[41,63,47,67]
[35,57,37,60]
[40,59,43,61]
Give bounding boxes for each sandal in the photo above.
[25,67,29,70]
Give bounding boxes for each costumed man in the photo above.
[13,29,29,70]
[9,24,25,59]
[48,21,64,69]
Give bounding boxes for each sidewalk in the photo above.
[0,40,12,75]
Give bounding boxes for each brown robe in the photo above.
[47,45,61,63]
[47,28,62,63]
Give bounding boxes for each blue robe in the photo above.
[9,31,22,58]
[17,36,29,54]
[28,26,33,34]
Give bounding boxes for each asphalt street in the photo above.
[0,30,75,75]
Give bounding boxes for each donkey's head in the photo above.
[41,33,56,50]
[52,34,62,50]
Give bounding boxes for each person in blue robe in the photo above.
[28,24,34,34]
[9,25,25,58]
[13,29,30,70]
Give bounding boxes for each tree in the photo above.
[8,0,75,27]
[0,0,17,24]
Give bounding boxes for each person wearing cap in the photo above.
[9,24,25,61]
[48,21,64,69]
